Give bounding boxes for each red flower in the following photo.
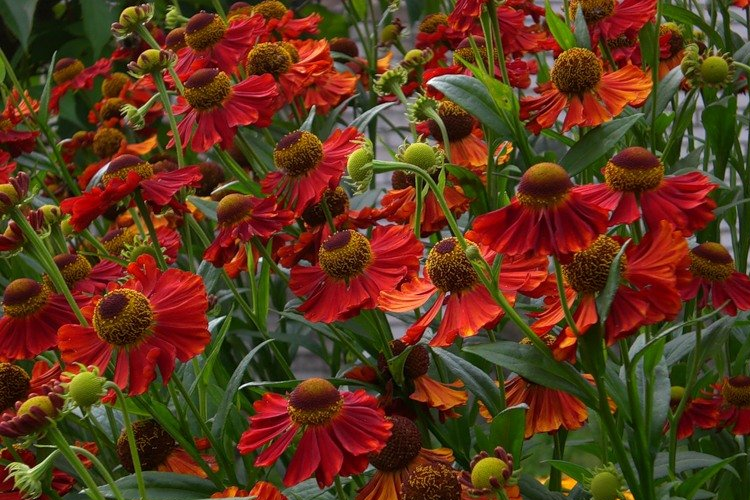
[471,162,610,257]
[261,127,361,216]
[0,151,16,182]
[50,58,111,112]
[290,225,422,323]
[577,147,717,235]
[356,416,454,500]
[50,253,125,295]
[448,0,487,33]
[380,237,547,347]
[174,12,263,77]
[504,373,590,437]
[419,100,488,170]
[172,69,278,153]
[60,154,203,232]
[664,386,720,440]
[251,1,321,40]
[718,376,750,435]
[496,5,548,54]
[302,68,358,115]
[204,194,294,268]
[679,243,750,316]
[571,0,657,43]
[0,279,85,361]
[521,48,651,133]
[237,378,392,487]
[212,483,287,500]
[0,448,74,499]
[58,254,210,396]
[531,221,687,361]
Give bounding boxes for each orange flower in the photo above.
[570,0,657,43]
[521,47,651,133]
[679,243,750,316]
[718,376,750,435]
[212,483,287,500]
[356,416,454,500]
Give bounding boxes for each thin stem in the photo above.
[133,191,168,270]
[46,426,109,500]
[152,73,185,168]
[105,383,148,500]
[69,447,126,500]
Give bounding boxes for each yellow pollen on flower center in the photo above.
[117,419,177,472]
[101,228,135,256]
[369,415,422,471]
[301,187,350,227]
[0,363,30,412]
[287,378,344,426]
[216,193,254,226]
[102,155,154,184]
[604,147,665,192]
[689,243,735,282]
[550,48,603,95]
[53,58,84,85]
[516,162,574,208]
[93,289,154,347]
[93,127,125,158]
[253,0,287,20]
[184,69,232,111]
[562,235,625,294]
[273,130,324,178]
[246,42,293,78]
[53,253,93,287]
[426,237,479,293]
[454,36,492,68]
[318,230,373,281]
[569,0,616,24]
[428,101,474,142]
[419,13,448,34]
[100,98,126,121]
[184,12,227,51]
[722,376,750,408]
[403,464,461,500]
[2,279,50,318]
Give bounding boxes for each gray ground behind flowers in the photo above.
[291,1,747,378]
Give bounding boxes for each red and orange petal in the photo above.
[0,126,39,158]
[471,189,609,258]
[379,185,470,236]
[497,6,547,54]
[261,127,361,216]
[448,0,486,32]
[302,69,358,115]
[681,270,750,317]
[410,375,468,417]
[587,0,658,41]
[277,40,333,103]
[0,282,86,361]
[158,447,217,478]
[0,151,16,183]
[57,255,210,396]
[258,9,321,41]
[49,58,112,112]
[520,65,652,134]
[505,375,588,438]
[172,73,279,153]
[212,483,288,500]
[237,386,391,488]
[666,394,721,440]
[290,225,422,323]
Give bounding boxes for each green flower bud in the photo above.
[67,369,107,408]
[112,4,154,38]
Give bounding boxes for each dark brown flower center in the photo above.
[93,127,125,158]
[53,58,84,84]
[102,73,130,98]
[660,24,685,59]
[318,230,373,281]
[216,193,254,226]
[185,12,227,51]
[165,27,187,52]
[454,36,492,68]
[569,0,616,24]
[550,48,603,95]
[0,363,30,412]
[428,101,475,142]
[722,376,750,408]
[93,289,154,346]
[117,419,177,472]
[2,279,49,318]
[184,68,232,111]
[403,464,461,500]
[426,237,479,293]
[103,154,154,184]
[301,187,350,227]
[516,162,573,208]
[562,235,624,294]
[419,13,448,34]
[287,378,344,426]
[273,130,324,178]
[330,38,359,58]
[689,243,735,282]
[246,42,293,78]
[369,416,422,471]
[53,253,93,287]
[604,147,664,192]
[100,98,126,121]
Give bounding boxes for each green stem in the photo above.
[552,257,580,336]
[152,73,185,168]
[135,26,184,94]
[133,191,168,270]
[69,447,126,500]
[46,426,109,500]
[105,383,148,500]
[334,476,349,500]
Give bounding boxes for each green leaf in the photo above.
[80,0,117,58]
[0,56,5,85]
[595,240,629,323]
[654,451,725,479]
[351,102,396,131]
[211,338,275,438]
[519,474,567,499]
[675,454,744,499]
[463,342,596,406]
[544,0,575,50]
[545,460,590,484]
[561,113,643,175]
[94,472,216,500]
[643,66,683,118]
[386,345,412,386]
[0,0,38,51]
[661,4,724,50]
[431,348,505,415]
[300,105,316,131]
[38,52,57,124]
[489,405,526,461]
[284,478,340,500]
[428,75,511,136]
[573,7,591,49]
[187,195,217,221]
[702,96,737,179]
